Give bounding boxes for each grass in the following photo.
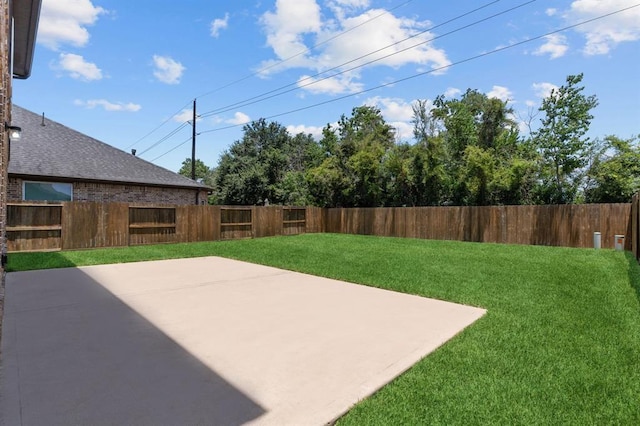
[7,234,640,424]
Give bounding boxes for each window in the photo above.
[23,181,73,201]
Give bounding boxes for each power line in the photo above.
[193,0,417,101]
[194,3,639,137]
[149,3,639,163]
[132,0,417,156]
[198,0,517,119]
[137,121,190,157]
[126,100,192,150]
[150,136,193,162]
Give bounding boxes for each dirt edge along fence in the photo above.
[5,201,634,253]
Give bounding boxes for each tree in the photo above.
[216,119,322,205]
[432,91,479,165]
[216,119,289,205]
[178,158,214,183]
[382,142,413,206]
[532,73,599,204]
[306,156,348,207]
[408,100,446,205]
[429,89,534,205]
[307,106,395,207]
[178,158,216,204]
[584,135,640,203]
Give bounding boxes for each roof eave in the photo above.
[9,172,212,191]
[12,0,42,79]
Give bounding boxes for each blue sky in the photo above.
[13,0,640,173]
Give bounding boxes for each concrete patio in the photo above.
[1,257,485,425]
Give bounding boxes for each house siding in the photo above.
[8,177,208,205]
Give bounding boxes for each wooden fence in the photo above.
[6,203,323,252]
[632,193,640,262]
[325,204,632,250]
[5,201,634,253]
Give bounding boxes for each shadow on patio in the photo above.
[1,266,265,425]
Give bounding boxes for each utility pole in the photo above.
[191,99,198,205]
[191,99,196,181]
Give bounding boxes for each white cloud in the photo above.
[286,124,325,139]
[331,0,370,8]
[324,10,450,70]
[38,0,106,50]
[260,0,322,69]
[444,87,461,98]
[152,55,185,84]
[486,85,513,102]
[533,34,569,59]
[532,82,558,99]
[565,0,640,55]
[391,121,414,141]
[258,1,451,95]
[227,112,251,125]
[298,73,363,94]
[545,8,558,16]
[210,13,230,38]
[364,96,415,121]
[327,0,370,19]
[172,109,203,124]
[56,53,102,81]
[74,99,141,112]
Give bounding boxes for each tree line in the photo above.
[180,74,640,207]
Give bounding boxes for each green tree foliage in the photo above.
[406,100,446,205]
[209,73,620,208]
[307,106,395,207]
[178,158,214,183]
[584,135,640,203]
[381,142,413,206]
[531,73,599,204]
[431,89,536,205]
[215,119,321,205]
[178,158,217,204]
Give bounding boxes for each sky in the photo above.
[12,0,640,174]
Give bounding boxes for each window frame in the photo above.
[22,180,74,202]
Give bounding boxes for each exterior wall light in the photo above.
[5,124,22,141]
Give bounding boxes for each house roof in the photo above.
[9,105,208,190]
[12,0,42,79]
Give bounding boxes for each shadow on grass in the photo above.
[6,251,77,272]
[625,251,640,304]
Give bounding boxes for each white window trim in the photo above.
[23,180,74,201]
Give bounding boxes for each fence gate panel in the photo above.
[129,206,177,245]
[7,203,62,251]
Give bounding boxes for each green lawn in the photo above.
[7,234,640,424]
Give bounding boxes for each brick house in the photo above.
[2,0,42,350]
[8,105,210,205]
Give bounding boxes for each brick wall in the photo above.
[9,177,209,205]
[1,1,10,259]
[1,0,11,353]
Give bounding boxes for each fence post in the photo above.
[632,193,639,261]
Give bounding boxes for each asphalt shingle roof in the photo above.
[8,105,207,190]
